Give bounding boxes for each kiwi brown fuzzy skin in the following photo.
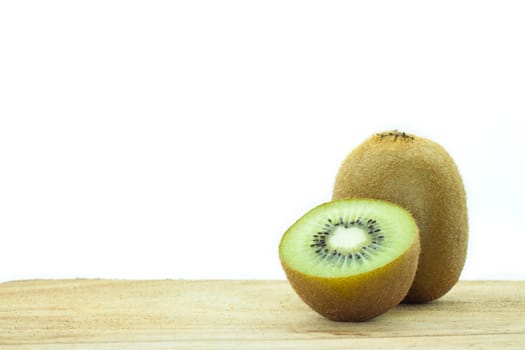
[332,131,468,303]
[281,231,419,321]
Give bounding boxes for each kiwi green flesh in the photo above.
[280,199,418,278]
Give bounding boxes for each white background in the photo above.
[1,1,524,282]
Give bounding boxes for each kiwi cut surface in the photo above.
[279,199,419,321]
[333,130,468,303]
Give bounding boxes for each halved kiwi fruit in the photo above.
[332,130,468,303]
[279,198,420,321]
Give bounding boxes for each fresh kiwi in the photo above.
[332,130,468,303]
[279,198,420,321]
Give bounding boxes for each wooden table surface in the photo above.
[0,280,524,349]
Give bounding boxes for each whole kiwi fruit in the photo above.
[332,130,468,303]
[279,198,420,321]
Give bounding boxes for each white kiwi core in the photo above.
[328,226,368,253]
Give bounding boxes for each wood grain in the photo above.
[0,280,524,349]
